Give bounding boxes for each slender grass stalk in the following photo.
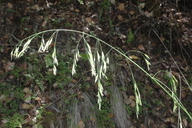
[10,29,192,120]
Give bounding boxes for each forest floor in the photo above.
[0,0,192,128]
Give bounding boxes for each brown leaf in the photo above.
[130,101,136,107]
[129,95,135,100]
[31,4,43,11]
[35,97,41,101]
[7,3,13,8]
[124,95,135,105]
[129,11,135,15]
[160,37,165,42]
[164,117,175,123]
[118,3,125,11]
[138,44,145,51]
[181,91,187,98]
[85,17,94,24]
[108,113,115,118]
[75,9,80,13]
[124,98,132,105]
[23,87,31,93]
[78,120,85,128]
[72,79,78,83]
[182,118,188,127]
[140,124,147,128]
[117,15,123,21]
[4,62,15,72]
[144,11,153,17]
[42,20,47,27]
[111,0,116,5]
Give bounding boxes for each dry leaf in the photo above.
[130,101,136,107]
[24,93,32,103]
[75,9,80,13]
[7,2,13,8]
[22,103,31,109]
[86,77,91,81]
[36,15,44,23]
[78,120,85,128]
[124,98,132,105]
[72,79,78,83]
[110,0,116,5]
[2,119,8,125]
[4,62,15,72]
[31,4,43,11]
[117,15,123,21]
[140,124,147,128]
[118,3,125,11]
[124,95,135,106]
[108,113,115,118]
[85,17,94,24]
[182,118,188,127]
[129,11,135,15]
[35,97,41,101]
[129,95,135,100]
[144,11,153,17]
[42,20,47,27]
[164,117,174,123]
[23,87,31,93]
[53,83,58,88]
[138,44,145,51]
[160,37,165,42]
[181,91,187,98]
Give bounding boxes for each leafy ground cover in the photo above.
[0,0,192,127]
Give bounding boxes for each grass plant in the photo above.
[10,29,192,122]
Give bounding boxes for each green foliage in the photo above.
[99,0,111,22]
[126,29,134,43]
[65,22,73,27]
[20,17,30,26]
[97,98,115,128]
[9,67,23,78]
[40,109,56,125]
[23,53,72,91]
[125,105,133,115]
[0,84,24,117]
[101,0,111,11]
[5,9,17,13]
[4,113,24,128]
[79,53,89,61]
